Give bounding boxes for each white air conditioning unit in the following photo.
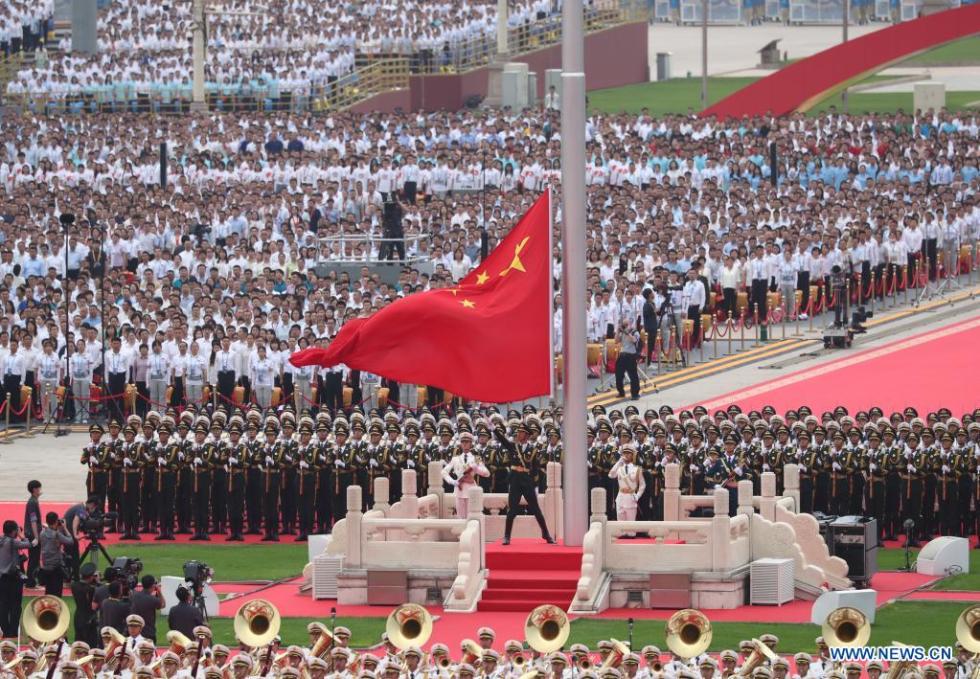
[750,557,794,605]
[312,555,344,599]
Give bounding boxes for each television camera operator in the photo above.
[130,575,165,643]
[168,586,205,639]
[654,279,685,365]
[0,519,32,637]
[62,496,107,580]
[614,319,641,400]
[71,562,100,647]
[380,196,406,261]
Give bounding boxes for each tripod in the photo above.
[79,532,114,571]
[189,582,209,621]
[917,231,961,306]
[657,300,687,369]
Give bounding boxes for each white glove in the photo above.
[763,463,771,471]
[265,455,275,466]
[157,457,165,467]
[869,463,877,472]
[798,465,807,472]
[689,464,697,472]
[228,457,238,466]
[907,464,916,473]
[194,457,202,466]
[283,455,293,464]
[369,458,379,468]
[89,455,97,465]
[734,466,743,476]
[178,452,185,461]
[334,459,345,468]
[123,458,132,467]
[633,494,639,501]
[942,464,950,473]
[832,462,841,471]
[299,460,309,470]
[406,460,415,468]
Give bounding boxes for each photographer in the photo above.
[71,563,100,647]
[38,511,72,596]
[614,319,641,400]
[99,580,130,634]
[130,575,165,643]
[641,289,658,364]
[0,520,32,637]
[63,496,100,581]
[168,586,204,639]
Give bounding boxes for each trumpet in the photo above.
[460,639,482,666]
[512,654,527,669]
[599,640,631,671]
[954,605,980,679]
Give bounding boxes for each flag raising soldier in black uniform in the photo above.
[209,419,228,536]
[494,422,555,546]
[314,420,334,534]
[332,419,354,522]
[296,422,316,541]
[190,422,215,541]
[280,417,299,535]
[244,420,263,534]
[225,422,247,541]
[155,424,179,541]
[119,425,142,540]
[261,420,283,541]
[139,420,158,534]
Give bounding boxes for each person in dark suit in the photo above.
[641,289,658,364]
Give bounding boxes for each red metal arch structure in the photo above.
[703,3,980,118]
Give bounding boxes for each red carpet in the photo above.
[694,317,980,415]
[478,539,582,612]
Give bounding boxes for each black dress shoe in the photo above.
[544,535,557,544]
[162,534,176,541]
[501,536,510,546]
[190,535,204,541]
[154,534,168,541]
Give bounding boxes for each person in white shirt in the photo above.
[146,342,171,411]
[36,339,62,423]
[777,248,799,319]
[212,337,238,403]
[440,430,489,518]
[183,342,208,407]
[69,339,95,423]
[718,254,741,319]
[682,268,706,348]
[250,345,277,411]
[105,336,132,424]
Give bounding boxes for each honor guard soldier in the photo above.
[382,421,405,502]
[920,428,939,540]
[589,419,616,519]
[225,422,247,541]
[349,419,370,509]
[494,422,555,546]
[244,418,263,534]
[953,428,974,538]
[296,422,316,541]
[864,431,887,544]
[772,427,793,493]
[827,430,851,515]
[436,421,456,493]
[119,425,142,540]
[474,424,495,494]
[175,417,194,534]
[105,420,123,531]
[82,423,109,512]
[313,421,334,534]
[844,428,866,515]
[795,430,817,514]
[209,419,228,535]
[811,427,832,514]
[261,420,283,541]
[901,431,923,546]
[138,419,158,534]
[155,424,179,541]
[881,427,903,541]
[366,422,387,504]
[332,419,354,522]
[684,429,706,497]
[190,422,215,541]
[608,445,645,532]
[937,431,964,536]
[279,417,299,536]
[720,434,743,516]
[632,423,654,521]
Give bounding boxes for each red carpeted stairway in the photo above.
[478,539,582,612]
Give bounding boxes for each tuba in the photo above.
[102,627,127,662]
[525,604,570,654]
[666,609,713,661]
[882,643,918,679]
[599,640,631,671]
[23,596,70,643]
[955,605,980,679]
[822,607,871,648]
[166,631,194,657]
[309,626,337,661]
[460,639,483,666]
[385,604,433,651]
[233,600,282,648]
[737,640,778,677]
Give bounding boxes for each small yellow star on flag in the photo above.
[460,299,476,309]
[475,271,489,285]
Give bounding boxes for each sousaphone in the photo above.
[525,604,570,654]
[385,603,433,650]
[822,607,871,648]
[666,609,713,660]
[23,596,70,643]
[233,599,282,648]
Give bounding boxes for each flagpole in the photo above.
[548,186,556,407]
[560,0,588,546]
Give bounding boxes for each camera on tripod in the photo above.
[106,556,143,592]
[183,560,213,594]
[81,510,118,539]
[851,305,872,333]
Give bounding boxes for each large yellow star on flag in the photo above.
[460,299,475,309]
[475,271,489,285]
[499,236,530,277]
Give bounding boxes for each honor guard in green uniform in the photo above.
[82,423,109,513]
[953,427,974,538]
[313,419,334,534]
[105,420,123,532]
[881,427,902,540]
[684,429,706,497]
[845,428,866,515]
[720,434,743,516]
[155,423,179,541]
[244,419,263,534]
[225,422,247,541]
[919,428,939,541]
[332,419,354,522]
[901,431,923,546]
[175,418,193,534]
[827,430,851,515]
[796,430,817,514]
[209,418,228,536]
[474,424,496,494]
[260,420,283,541]
[633,423,654,520]
[119,425,142,540]
[190,421,215,541]
[936,431,964,536]
[296,422,316,541]
[138,419,158,534]
[864,431,887,544]
[280,417,299,535]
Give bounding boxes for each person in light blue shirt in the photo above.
[21,244,46,278]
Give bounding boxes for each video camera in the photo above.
[851,305,872,333]
[80,510,118,538]
[183,560,213,596]
[105,556,143,593]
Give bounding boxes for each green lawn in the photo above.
[876,546,980,591]
[808,89,980,115]
[588,77,758,115]
[89,543,309,583]
[900,36,980,65]
[569,601,968,651]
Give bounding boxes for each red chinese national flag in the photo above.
[290,192,553,402]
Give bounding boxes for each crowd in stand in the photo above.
[0,0,51,58]
[3,0,564,103]
[0,107,977,421]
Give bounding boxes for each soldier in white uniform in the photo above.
[608,445,646,533]
[441,431,489,518]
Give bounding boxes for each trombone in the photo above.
[666,609,713,661]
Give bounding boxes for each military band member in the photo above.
[225,422,247,541]
[495,422,555,546]
[442,430,490,518]
[119,425,142,540]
